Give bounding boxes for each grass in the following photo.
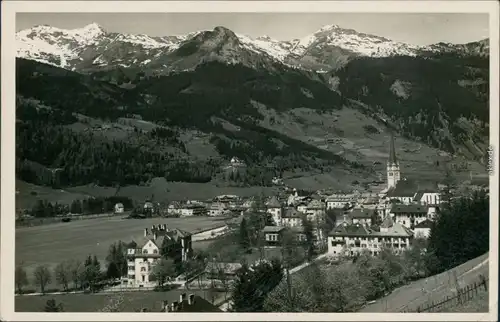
[435,288,489,312]
[65,177,279,204]
[16,179,89,210]
[359,253,490,313]
[15,289,225,312]
[16,216,227,288]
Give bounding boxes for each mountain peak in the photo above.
[81,22,105,33]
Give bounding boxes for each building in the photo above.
[166,201,183,217]
[126,225,193,287]
[161,293,222,312]
[326,192,357,209]
[390,204,429,229]
[414,219,433,238]
[281,207,303,227]
[262,226,287,247]
[413,190,441,206]
[305,199,326,222]
[386,179,418,204]
[180,204,207,217]
[208,202,227,217]
[387,133,401,189]
[348,208,373,226]
[327,215,413,257]
[203,262,243,281]
[266,196,283,225]
[114,203,125,214]
[296,201,308,214]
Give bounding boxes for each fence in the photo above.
[406,276,488,313]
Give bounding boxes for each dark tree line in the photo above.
[26,196,134,218]
[426,190,489,274]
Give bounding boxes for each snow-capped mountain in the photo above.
[16,22,489,73]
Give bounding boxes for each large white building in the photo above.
[126,225,192,287]
[327,215,413,257]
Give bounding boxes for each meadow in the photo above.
[15,216,226,286]
[15,288,225,312]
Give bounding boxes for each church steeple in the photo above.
[386,133,401,189]
[388,132,398,165]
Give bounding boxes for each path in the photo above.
[360,254,489,312]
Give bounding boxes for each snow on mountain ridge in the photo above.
[16,22,489,72]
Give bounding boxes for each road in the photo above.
[360,253,489,312]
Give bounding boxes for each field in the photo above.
[16,216,226,287]
[17,177,280,209]
[258,106,488,188]
[359,253,490,313]
[15,288,225,312]
[16,180,90,211]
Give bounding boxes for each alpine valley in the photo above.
[15,23,490,202]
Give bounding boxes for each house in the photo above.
[305,199,326,222]
[327,215,413,257]
[161,293,222,312]
[266,196,283,225]
[143,201,155,214]
[287,188,311,206]
[262,226,287,247]
[126,225,193,287]
[414,219,433,238]
[167,201,183,217]
[203,262,243,281]
[281,207,303,227]
[348,208,373,226]
[180,204,207,217]
[208,202,227,217]
[326,192,357,209]
[390,204,429,229]
[114,203,125,214]
[296,201,308,214]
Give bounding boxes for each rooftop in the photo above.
[386,180,418,197]
[262,226,286,233]
[162,295,222,312]
[348,208,372,219]
[390,204,428,214]
[266,196,281,208]
[414,219,434,229]
[282,208,302,218]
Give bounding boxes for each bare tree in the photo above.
[68,259,84,289]
[15,264,29,294]
[54,261,71,291]
[33,265,52,294]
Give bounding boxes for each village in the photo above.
[14,133,490,313]
[93,134,484,307]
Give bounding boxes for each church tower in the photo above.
[387,133,401,189]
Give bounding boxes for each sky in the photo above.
[16,13,489,45]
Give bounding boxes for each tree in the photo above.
[302,216,316,261]
[106,241,127,279]
[68,259,84,289]
[441,164,457,206]
[239,217,251,252]
[54,261,71,291]
[426,190,488,274]
[15,264,29,294]
[44,299,64,312]
[231,258,284,312]
[152,258,176,287]
[33,265,52,294]
[160,238,183,275]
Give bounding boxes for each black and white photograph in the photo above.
[1,1,498,320]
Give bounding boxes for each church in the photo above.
[381,134,442,228]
